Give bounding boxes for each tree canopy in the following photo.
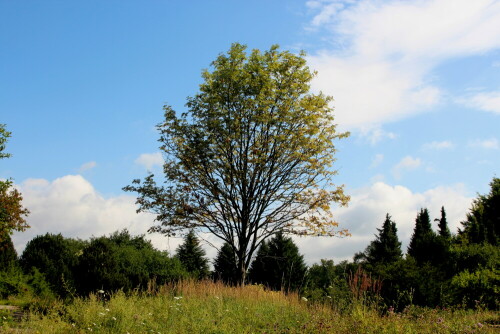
[124,43,349,284]
[0,124,29,243]
[363,214,402,266]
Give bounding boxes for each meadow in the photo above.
[1,280,497,334]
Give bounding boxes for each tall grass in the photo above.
[2,280,498,333]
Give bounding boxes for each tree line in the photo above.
[0,177,497,310]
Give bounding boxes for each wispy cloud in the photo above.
[135,152,163,170]
[370,154,384,168]
[422,140,454,150]
[78,161,97,173]
[305,0,500,129]
[392,156,421,179]
[468,138,499,149]
[462,90,500,114]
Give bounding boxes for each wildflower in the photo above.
[174,296,182,300]
[112,317,117,321]
[326,295,332,299]
[105,308,110,312]
[477,323,483,328]
[301,297,308,302]
[99,312,105,316]
[87,328,92,331]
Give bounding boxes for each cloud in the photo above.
[462,90,500,114]
[135,152,163,170]
[359,127,397,145]
[467,138,499,149]
[78,161,97,173]
[392,156,421,179]
[422,140,454,150]
[11,175,182,256]
[295,181,472,264]
[11,176,473,266]
[305,0,500,129]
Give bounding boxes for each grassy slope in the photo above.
[2,280,498,333]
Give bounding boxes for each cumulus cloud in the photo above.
[392,156,421,179]
[305,0,500,129]
[135,152,163,170]
[467,138,499,149]
[12,175,473,266]
[11,175,183,256]
[78,161,97,173]
[462,90,500,114]
[295,181,472,264]
[422,140,454,150]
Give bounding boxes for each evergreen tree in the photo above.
[364,214,402,265]
[175,230,209,279]
[248,232,307,292]
[436,206,451,238]
[0,234,17,269]
[460,177,499,245]
[407,208,437,264]
[212,242,238,285]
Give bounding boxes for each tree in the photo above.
[363,214,402,266]
[459,177,499,245]
[248,232,307,292]
[436,206,451,239]
[0,124,29,243]
[0,234,18,269]
[213,242,238,285]
[124,43,350,284]
[407,208,438,264]
[175,230,210,279]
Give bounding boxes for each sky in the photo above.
[2,0,499,265]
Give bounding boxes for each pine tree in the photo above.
[365,214,402,265]
[248,232,307,292]
[436,206,451,239]
[212,242,238,285]
[175,230,209,279]
[407,208,437,264]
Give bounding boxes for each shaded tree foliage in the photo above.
[124,43,349,284]
[213,242,238,285]
[249,232,307,292]
[460,177,499,246]
[363,214,402,266]
[175,230,210,279]
[20,233,85,298]
[0,234,17,269]
[407,208,438,265]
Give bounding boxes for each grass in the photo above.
[1,280,498,333]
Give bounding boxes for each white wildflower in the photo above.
[301,297,308,302]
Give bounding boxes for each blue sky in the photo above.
[2,0,499,264]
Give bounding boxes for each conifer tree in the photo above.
[248,232,307,292]
[407,208,437,264]
[213,242,238,285]
[175,230,209,279]
[0,234,17,269]
[364,214,402,265]
[436,206,451,239]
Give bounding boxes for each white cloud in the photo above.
[359,126,397,145]
[306,0,500,129]
[78,161,97,173]
[467,138,499,149]
[463,90,500,114]
[392,156,421,179]
[11,175,182,256]
[422,140,454,150]
[295,182,472,264]
[370,154,384,168]
[135,152,163,170]
[11,176,473,266]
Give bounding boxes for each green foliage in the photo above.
[450,268,499,309]
[436,206,451,239]
[124,43,350,284]
[0,180,30,243]
[0,234,18,270]
[175,230,209,279]
[20,233,85,298]
[212,242,238,285]
[75,230,187,295]
[362,214,402,267]
[407,208,439,265]
[460,177,499,245]
[0,124,11,160]
[249,232,307,292]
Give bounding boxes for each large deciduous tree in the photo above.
[124,43,349,284]
[0,124,29,243]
